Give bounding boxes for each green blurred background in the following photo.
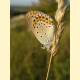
[10,0,70,80]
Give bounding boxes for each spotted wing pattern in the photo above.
[26,11,55,48]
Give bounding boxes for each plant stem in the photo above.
[45,50,56,80]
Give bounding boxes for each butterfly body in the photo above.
[26,11,56,50]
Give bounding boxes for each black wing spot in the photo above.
[37,32,38,34]
[44,23,45,25]
[34,26,35,28]
[33,19,35,22]
[38,23,40,25]
[46,18,48,20]
[32,16,34,17]
[40,36,42,37]
[40,22,42,24]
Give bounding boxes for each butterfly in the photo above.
[26,11,56,50]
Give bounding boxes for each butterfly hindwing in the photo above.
[32,20,55,45]
[26,11,55,48]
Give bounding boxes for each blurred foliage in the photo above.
[10,0,70,80]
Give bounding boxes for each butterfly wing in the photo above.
[32,20,55,45]
[26,11,55,48]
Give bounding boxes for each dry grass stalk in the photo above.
[45,0,69,80]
